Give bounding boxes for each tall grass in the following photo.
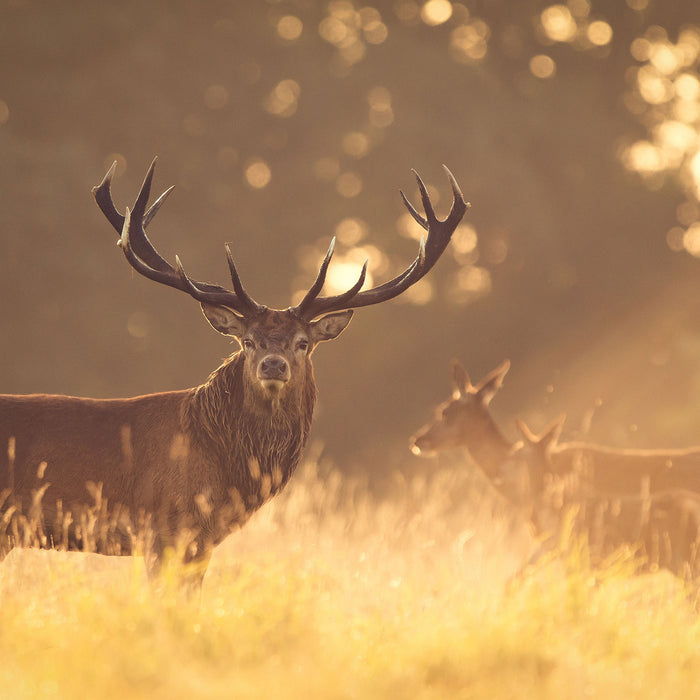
[2,455,700,699]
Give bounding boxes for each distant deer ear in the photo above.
[476,359,510,405]
[309,310,354,344]
[450,360,469,398]
[200,302,247,338]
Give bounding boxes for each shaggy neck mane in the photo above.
[183,352,316,505]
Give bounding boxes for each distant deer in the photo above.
[513,419,700,578]
[515,414,700,496]
[0,158,468,579]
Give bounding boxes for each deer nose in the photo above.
[259,355,290,382]
[409,431,433,456]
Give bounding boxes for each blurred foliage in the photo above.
[2,459,700,699]
[2,0,700,471]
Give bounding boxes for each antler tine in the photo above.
[293,167,468,321]
[294,258,369,319]
[95,159,263,317]
[294,238,336,318]
[224,243,262,315]
[143,185,175,228]
[400,190,428,231]
[173,255,255,308]
[440,164,469,231]
[92,158,173,273]
[92,161,122,232]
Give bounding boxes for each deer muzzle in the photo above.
[409,429,437,457]
[257,355,291,393]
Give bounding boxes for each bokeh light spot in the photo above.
[630,37,651,61]
[622,140,665,174]
[690,150,700,197]
[649,43,680,75]
[420,0,453,27]
[637,66,673,104]
[452,224,478,255]
[245,160,272,189]
[319,16,349,45]
[368,86,392,109]
[529,54,556,79]
[336,172,363,198]
[264,79,301,118]
[682,222,700,257]
[277,15,303,41]
[364,20,388,44]
[368,87,394,127]
[675,73,700,101]
[450,21,490,63]
[335,218,368,245]
[540,5,577,43]
[397,211,427,241]
[587,21,612,47]
[342,131,370,158]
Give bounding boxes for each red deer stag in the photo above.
[0,158,468,578]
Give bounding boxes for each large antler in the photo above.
[292,166,469,321]
[92,158,263,317]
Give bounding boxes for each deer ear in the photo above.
[309,310,354,344]
[200,302,247,338]
[450,359,470,398]
[476,359,510,405]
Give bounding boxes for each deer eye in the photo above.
[296,339,309,353]
[243,338,255,351]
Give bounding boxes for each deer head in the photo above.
[92,158,468,407]
[410,359,512,475]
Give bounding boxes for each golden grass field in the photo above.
[3,456,700,699]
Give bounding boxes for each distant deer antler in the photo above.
[292,165,469,321]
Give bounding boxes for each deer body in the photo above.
[545,441,700,495]
[510,418,700,576]
[1,159,468,578]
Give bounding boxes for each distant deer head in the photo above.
[410,359,513,477]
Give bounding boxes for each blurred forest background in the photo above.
[3,0,700,476]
